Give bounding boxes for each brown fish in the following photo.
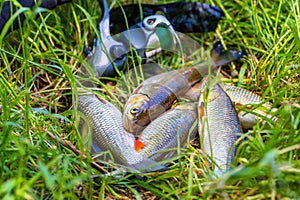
[123,41,244,134]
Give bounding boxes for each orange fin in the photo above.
[134,139,144,152]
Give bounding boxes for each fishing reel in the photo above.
[85,0,182,77]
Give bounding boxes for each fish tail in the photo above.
[210,40,244,67]
[211,40,223,57]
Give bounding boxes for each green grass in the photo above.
[0,0,299,199]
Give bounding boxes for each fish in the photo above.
[220,84,278,129]
[137,103,198,162]
[198,79,242,175]
[181,82,202,102]
[77,94,166,172]
[123,41,244,134]
[183,82,277,129]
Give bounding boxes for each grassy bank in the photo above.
[0,0,299,199]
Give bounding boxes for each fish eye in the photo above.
[130,106,140,115]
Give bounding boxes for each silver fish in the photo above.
[220,84,278,129]
[184,82,277,129]
[198,79,242,175]
[78,94,165,172]
[138,103,198,162]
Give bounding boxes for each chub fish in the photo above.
[183,82,277,129]
[136,103,198,161]
[78,94,165,172]
[198,79,242,175]
[123,41,244,134]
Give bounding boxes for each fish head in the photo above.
[199,78,221,102]
[123,94,151,134]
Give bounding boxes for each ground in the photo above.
[0,0,299,199]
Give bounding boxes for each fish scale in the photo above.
[139,103,197,161]
[221,85,264,105]
[220,84,277,128]
[198,82,242,174]
[183,83,277,129]
[78,94,165,172]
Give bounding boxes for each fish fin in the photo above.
[134,139,145,152]
[210,40,244,67]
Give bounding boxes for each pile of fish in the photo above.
[78,42,277,176]
[77,1,277,176]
